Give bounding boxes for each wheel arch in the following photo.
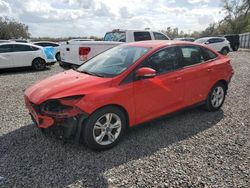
[206,79,228,99]
[221,46,230,52]
[217,79,228,91]
[32,57,46,65]
[90,104,130,130]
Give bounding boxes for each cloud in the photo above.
[119,7,134,19]
[94,2,114,17]
[187,0,211,4]
[0,0,223,37]
[0,0,11,15]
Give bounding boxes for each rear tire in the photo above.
[32,58,46,71]
[204,82,226,112]
[83,106,126,151]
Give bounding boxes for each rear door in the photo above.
[133,47,185,124]
[178,45,212,106]
[0,44,13,68]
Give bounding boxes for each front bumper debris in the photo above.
[25,97,89,142]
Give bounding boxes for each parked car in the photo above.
[60,29,170,69]
[218,34,240,51]
[0,40,10,43]
[24,40,233,150]
[195,37,231,55]
[33,41,61,61]
[11,39,29,43]
[174,38,195,42]
[0,42,56,70]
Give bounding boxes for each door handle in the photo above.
[207,68,213,72]
[174,77,182,82]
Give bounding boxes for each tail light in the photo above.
[79,47,91,61]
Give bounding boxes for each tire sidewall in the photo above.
[221,47,229,55]
[32,58,46,71]
[83,106,127,150]
[206,82,226,112]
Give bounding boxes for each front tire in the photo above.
[204,82,226,112]
[32,58,46,71]
[83,106,126,151]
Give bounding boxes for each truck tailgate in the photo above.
[60,41,122,66]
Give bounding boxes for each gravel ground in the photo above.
[0,52,249,188]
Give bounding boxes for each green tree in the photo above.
[221,0,250,33]
[0,17,30,39]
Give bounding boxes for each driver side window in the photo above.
[144,47,179,75]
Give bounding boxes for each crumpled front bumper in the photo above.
[25,96,89,141]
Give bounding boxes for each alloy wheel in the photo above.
[211,86,225,108]
[93,113,122,146]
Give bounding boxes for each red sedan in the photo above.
[24,40,234,150]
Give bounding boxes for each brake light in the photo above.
[79,47,91,61]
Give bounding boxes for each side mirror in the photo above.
[136,67,156,78]
[205,41,210,44]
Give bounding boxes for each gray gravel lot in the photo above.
[0,52,249,188]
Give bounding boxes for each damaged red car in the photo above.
[24,40,233,150]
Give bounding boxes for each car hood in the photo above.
[25,69,113,104]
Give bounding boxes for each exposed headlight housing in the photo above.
[40,95,84,118]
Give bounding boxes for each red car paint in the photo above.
[24,40,233,129]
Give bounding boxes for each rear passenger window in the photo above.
[180,46,205,66]
[145,47,178,74]
[0,45,12,53]
[13,44,38,52]
[134,32,151,41]
[202,47,218,61]
[153,32,169,40]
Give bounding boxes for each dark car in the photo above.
[219,34,240,51]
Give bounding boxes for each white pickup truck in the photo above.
[59,29,169,68]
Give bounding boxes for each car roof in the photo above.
[33,41,58,44]
[0,42,43,48]
[123,40,199,49]
[107,29,165,33]
[197,37,225,40]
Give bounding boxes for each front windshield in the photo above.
[104,32,126,42]
[77,45,150,77]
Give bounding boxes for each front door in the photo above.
[133,47,185,124]
[0,44,13,68]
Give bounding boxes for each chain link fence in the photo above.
[239,32,250,49]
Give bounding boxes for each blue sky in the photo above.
[0,0,224,37]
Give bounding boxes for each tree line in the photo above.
[0,0,249,40]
